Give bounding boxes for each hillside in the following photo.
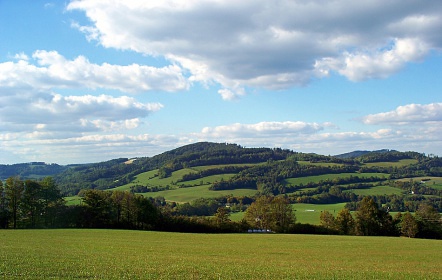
[1,142,441,232]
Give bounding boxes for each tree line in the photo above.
[320,197,442,239]
[1,176,440,239]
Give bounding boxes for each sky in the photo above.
[0,0,441,165]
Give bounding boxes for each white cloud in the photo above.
[2,117,442,164]
[0,50,188,93]
[67,0,442,94]
[362,103,442,124]
[0,91,163,135]
[316,38,430,81]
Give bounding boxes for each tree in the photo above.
[400,212,419,238]
[22,179,43,228]
[415,203,442,239]
[355,197,394,236]
[269,196,295,233]
[40,177,64,227]
[245,196,271,230]
[214,206,231,226]
[245,196,295,233]
[335,208,355,235]
[0,180,10,229]
[5,176,24,229]
[82,189,113,228]
[319,210,336,230]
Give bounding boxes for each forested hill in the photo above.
[53,142,298,195]
[1,142,441,196]
[0,162,67,180]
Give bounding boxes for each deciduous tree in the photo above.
[320,210,336,230]
[0,180,9,229]
[245,196,295,232]
[5,176,24,229]
[355,197,395,236]
[400,212,419,238]
[335,208,355,235]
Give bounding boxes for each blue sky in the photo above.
[1,0,441,164]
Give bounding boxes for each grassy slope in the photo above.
[1,229,440,279]
[363,158,418,167]
[283,172,389,185]
[145,185,257,204]
[66,160,440,209]
[343,185,404,196]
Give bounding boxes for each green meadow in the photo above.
[363,159,419,167]
[0,229,440,279]
[146,184,257,204]
[283,172,389,186]
[343,185,404,196]
[230,203,347,224]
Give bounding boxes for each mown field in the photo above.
[0,229,440,279]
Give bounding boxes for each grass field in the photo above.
[291,203,348,224]
[0,229,440,279]
[363,159,419,167]
[146,184,258,203]
[230,203,348,224]
[343,185,404,196]
[396,176,442,190]
[283,172,389,186]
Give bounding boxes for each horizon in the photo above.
[1,1,441,165]
[0,143,428,166]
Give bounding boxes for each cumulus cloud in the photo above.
[0,50,188,93]
[362,103,442,124]
[2,116,442,164]
[200,121,329,138]
[316,38,430,81]
[0,91,163,135]
[67,0,442,96]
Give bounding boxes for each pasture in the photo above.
[147,184,257,203]
[0,229,440,279]
[363,159,419,167]
[343,185,404,196]
[283,172,388,186]
[230,202,347,224]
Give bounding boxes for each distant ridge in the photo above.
[334,149,394,159]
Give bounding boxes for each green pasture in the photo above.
[291,203,348,224]
[283,172,388,186]
[64,195,82,206]
[190,163,261,171]
[230,203,348,224]
[297,161,345,167]
[396,176,442,190]
[363,159,418,167]
[1,229,440,279]
[344,185,404,196]
[147,184,258,203]
[114,168,239,192]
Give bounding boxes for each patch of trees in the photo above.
[0,177,64,229]
[356,150,423,163]
[358,156,442,179]
[244,196,296,233]
[320,197,442,239]
[210,160,362,194]
[0,163,67,180]
[158,146,294,178]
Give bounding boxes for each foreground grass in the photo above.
[1,229,441,279]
